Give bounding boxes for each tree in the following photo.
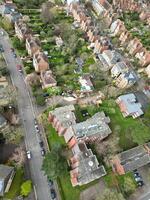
[42,144,68,180]
[41,2,56,24]
[9,146,26,167]
[20,180,32,197]
[35,95,45,106]
[123,176,136,195]
[96,189,125,200]
[25,73,40,86]
[143,105,150,127]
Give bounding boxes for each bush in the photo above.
[25,66,32,74]
[35,95,45,106]
[20,180,32,197]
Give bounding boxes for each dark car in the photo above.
[41,149,45,156]
[10,48,14,52]
[39,141,44,148]
[34,118,38,125]
[13,52,17,58]
[0,44,4,52]
[48,179,53,186]
[50,189,56,199]
[137,181,144,187]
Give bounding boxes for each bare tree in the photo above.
[25,73,40,86]
[9,146,26,167]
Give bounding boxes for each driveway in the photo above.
[0,29,50,200]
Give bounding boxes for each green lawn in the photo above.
[75,100,150,150]
[4,168,24,199]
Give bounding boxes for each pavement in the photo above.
[0,29,51,200]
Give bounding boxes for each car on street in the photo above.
[34,118,38,125]
[10,48,14,52]
[39,140,44,148]
[16,64,22,73]
[48,179,53,187]
[41,149,45,156]
[133,170,144,187]
[50,189,56,199]
[0,44,4,52]
[35,126,40,133]
[27,150,31,159]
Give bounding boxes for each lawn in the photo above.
[4,168,24,199]
[75,99,150,150]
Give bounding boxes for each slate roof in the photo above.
[0,165,14,196]
[72,112,111,139]
[117,143,150,172]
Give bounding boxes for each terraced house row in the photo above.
[48,105,112,186]
[69,2,139,89]
[0,0,57,88]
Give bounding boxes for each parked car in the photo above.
[39,141,44,148]
[50,189,56,199]
[137,181,144,187]
[16,64,22,73]
[35,126,40,133]
[34,118,38,125]
[0,44,4,52]
[133,170,144,187]
[13,52,17,58]
[41,149,45,156]
[48,179,53,187]
[27,151,31,159]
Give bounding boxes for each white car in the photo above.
[27,151,31,159]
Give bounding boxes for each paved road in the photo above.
[0,30,50,200]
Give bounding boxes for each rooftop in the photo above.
[41,70,56,85]
[72,112,111,139]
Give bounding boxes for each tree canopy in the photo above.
[42,144,68,180]
[20,180,32,197]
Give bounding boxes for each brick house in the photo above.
[80,16,92,32]
[87,26,100,43]
[25,35,41,56]
[48,105,108,186]
[40,70,57,89]
[112,0,140,12]
[127,38,143,56]
[116,93,144,118]
[111,143,150,175]
[15,20,30,41]
[119,29,132,45]
[64,111,111,144]
[33,50,49,72]
[135,48,150,67]
[115,71,137,88]
[48,105,76,136]
[94,36,112,54]
[110,19,126,37]
[69,142,106,186]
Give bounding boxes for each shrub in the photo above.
[35,95,45,106]
[20,180,32,197]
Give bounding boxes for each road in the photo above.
[0,30,50,200]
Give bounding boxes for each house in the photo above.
[94,36,113,54]
[0,164,15,196]
[111,62,128,78]
[40,70,57,89]
[115,71,137,88]
[97,50,124,71]
[48,105,76,136]
[70,141,106,186]
[111,143,150,175]
[64,111,111,143]
[79,74,94,93]
[55,37,63,47]
[145,64,150,77]
[112,0,140,12]
[116,93,144,118]
[110,19,126,37]
[87,26,100,43]
[135,48,150,67]
[80,16,92,32]
[119,29,132,45]
[0,3,16,16]
[0,76,8,88]
[0,114,7,130]
[127,38,143,56]
[92,0,112,19]
[33,50,49,72]
[26,35,40,56]
[15,20,30,41]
